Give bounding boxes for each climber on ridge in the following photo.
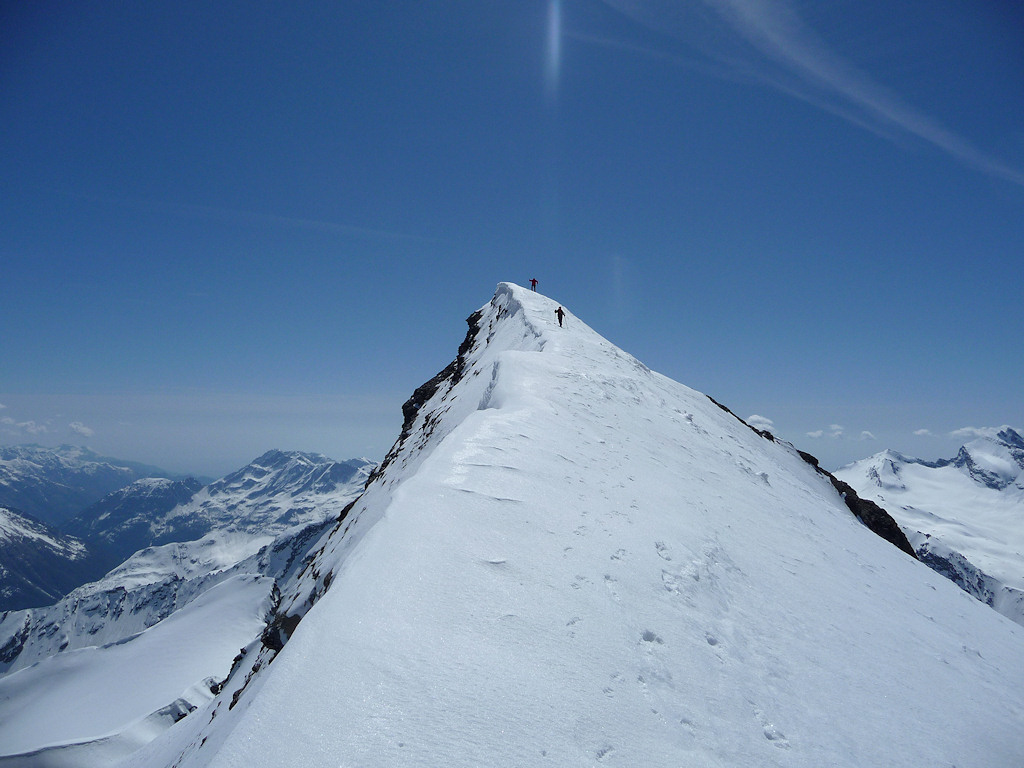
[529,278,538,291]
[555,306,565,327]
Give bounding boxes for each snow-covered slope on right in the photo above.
[836,427,1024,626]
[125,283,1024,768]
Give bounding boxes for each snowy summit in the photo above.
[48,284,1024,766]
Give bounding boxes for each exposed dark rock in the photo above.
[829,476,916,557]
[370,309,484,483]
[0,614,30,665]
[915,539,994,603]
[796,450,820,468]
[260,612,302,653]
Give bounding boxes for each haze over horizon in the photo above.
[3,1,1022,477]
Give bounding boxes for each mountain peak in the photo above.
[994,426,1024,450]
[121,282,1024,768]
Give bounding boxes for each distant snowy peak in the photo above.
[208,450,372,502]
[0,505,109,611]
[952,428,1024,490]
[0,444,173,526]
[854,427,1024,493]
[837,427,1024,626]
[152,450,373,542]
[62,452,373,567]
[863,450,909,490]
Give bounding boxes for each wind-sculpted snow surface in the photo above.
[838,431,1024,627]
[125,284,1024,768]
[0,574,275,764]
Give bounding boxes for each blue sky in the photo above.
[2,0,1022,477]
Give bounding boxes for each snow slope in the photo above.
[836,430,1024,626]
[0,574,274,757]
[0,451,369,679]
[125,283,1024,768]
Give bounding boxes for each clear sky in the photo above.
[2,0,1022,477]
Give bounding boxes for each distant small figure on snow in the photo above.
[529,278,538,291]
[555,306,565,327]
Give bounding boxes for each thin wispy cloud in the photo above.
[545,0,563,104]
[747,414,774,431]
[69,421,95,438]
[17,420,48,435]
[594,0,1024,187]
[807,423,844,439]
[54,187,433,243]
[174,203,435,243]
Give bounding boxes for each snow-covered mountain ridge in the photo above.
[61,450,373,566]
[837,427,1024,627]
[63,477,205,564]
[0,444,171,527]
[0,505,111,611]
[150,450,372,539]
[124,283,1024,768]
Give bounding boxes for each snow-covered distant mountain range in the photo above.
[836,427,1024,627]
[63,450,372,565]
[0,444,175,527]
[0,449,373,763]
[62,477,206,565]
[89,283,1021,768]
[0,448,374,613]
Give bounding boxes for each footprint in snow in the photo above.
[641,630,664,644]
[604,575,620,601]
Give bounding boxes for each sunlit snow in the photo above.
[121,283,1024,768]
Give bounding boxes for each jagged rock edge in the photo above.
[219,307,490,718]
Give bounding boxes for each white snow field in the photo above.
[0,574,274,763]
[114,284,1024,767]
[837,438,1024,626]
